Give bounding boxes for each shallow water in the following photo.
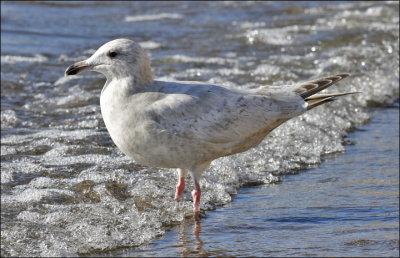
[118,104,399,257]
[1,1,399,257]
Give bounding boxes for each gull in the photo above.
[65,38,357,215]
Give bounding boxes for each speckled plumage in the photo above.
[65,38,356,214]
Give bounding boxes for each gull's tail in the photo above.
[293,74,360,110]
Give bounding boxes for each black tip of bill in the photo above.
[64,60,91,77]
[65,64,79,76]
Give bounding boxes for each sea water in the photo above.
[1,1,398,256]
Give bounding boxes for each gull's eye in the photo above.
[108,51,118,58]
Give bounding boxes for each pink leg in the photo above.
[174,176,185,201]
[191,180,201,212]
[188,162,210,217]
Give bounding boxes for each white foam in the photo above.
[166,54,235,65]
[1,54,48,64]
[244,26,304,45]
[1,170,14,184]
[125,13,183,22]
[252,63,281,77]
[139,41,161,49]
[1,109,21,128]
[3,188,74,204]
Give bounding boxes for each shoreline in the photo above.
[97,103,399,257]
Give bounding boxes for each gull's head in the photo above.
[65,38,152,85]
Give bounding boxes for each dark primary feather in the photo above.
[291,73,359,110]
[295,73,350,99]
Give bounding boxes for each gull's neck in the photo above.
[101,75,153,98]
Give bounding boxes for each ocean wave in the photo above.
[1,1,398,256]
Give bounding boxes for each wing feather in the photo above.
[150,82,305,145]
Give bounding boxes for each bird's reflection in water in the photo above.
[177,213,207,256]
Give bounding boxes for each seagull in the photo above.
[65,38,357,215]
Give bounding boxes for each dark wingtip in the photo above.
[337,73,350,78]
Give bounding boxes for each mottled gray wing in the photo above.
[148,83,305,144]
